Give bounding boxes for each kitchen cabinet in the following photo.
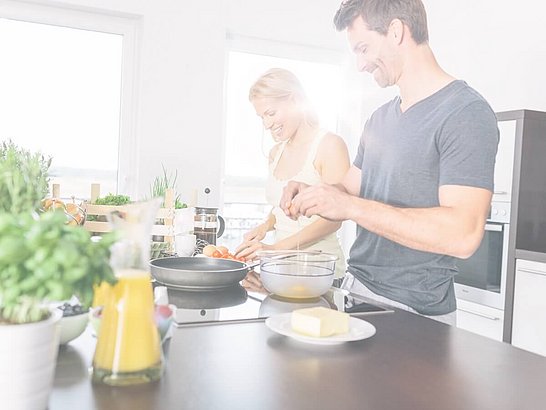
[512,259,546,356]
[457,298,503,341]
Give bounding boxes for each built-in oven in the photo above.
[454,202,510,310]
[454,116,517,310]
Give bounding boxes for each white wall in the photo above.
[5,0,546,206]
[424,0,546,112]
[224,0,344,51]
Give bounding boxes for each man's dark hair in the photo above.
[333,0,429,44]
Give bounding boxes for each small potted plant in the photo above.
[0,141,116,410]
[147,166,188,256]
[0,140,50,215]
[147,165,187,210]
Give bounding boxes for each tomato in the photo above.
[212,250,223,258]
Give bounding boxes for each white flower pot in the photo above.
[0,308,62,410]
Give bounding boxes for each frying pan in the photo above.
[150,256,257,290]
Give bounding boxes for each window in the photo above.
[0,4,138,200]
[222,44,345,251]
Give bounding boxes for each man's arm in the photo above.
[293,182,491,259]
[337,165,361,196]
[349,184,490,258]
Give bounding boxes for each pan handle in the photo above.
[245,260,261,270]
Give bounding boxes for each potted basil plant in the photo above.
[0,141,116,410]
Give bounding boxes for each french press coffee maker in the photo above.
[193,206,225,245]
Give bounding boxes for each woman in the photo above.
[235,68,350,280]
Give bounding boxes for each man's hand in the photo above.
[280,181,310,219]
[291,183,353,221]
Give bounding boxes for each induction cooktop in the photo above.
[154,285,393,327]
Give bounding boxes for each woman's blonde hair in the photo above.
[249,68,319,127]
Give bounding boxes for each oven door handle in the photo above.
[517,268,546,277]
[458,307,501,321]
[485,223,503,232]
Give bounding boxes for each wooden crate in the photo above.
[51,183,176,249]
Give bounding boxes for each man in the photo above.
[280,0,499,325]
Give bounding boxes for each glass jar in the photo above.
[193,207,225,245]
[91,199,163,386]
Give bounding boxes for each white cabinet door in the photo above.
[456,299,504,341]
[512,259,546,356]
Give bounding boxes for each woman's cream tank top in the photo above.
[265,130,346,278]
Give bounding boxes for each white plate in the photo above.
[265,313,376,345]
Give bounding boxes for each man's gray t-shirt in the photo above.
[348,80,499,315]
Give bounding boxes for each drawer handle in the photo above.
[517,268,546,277]
[458,308,500,321]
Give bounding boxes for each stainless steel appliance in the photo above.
[455,202,510,310]
[158,286,392,327]
[454,117,517,310]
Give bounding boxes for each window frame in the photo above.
[0,1,141,197]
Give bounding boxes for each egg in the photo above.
[216,245,229,255]
[202,244,217,257]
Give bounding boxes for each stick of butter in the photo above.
[291,307,350,337]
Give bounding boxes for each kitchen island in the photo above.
[51,308,546,410]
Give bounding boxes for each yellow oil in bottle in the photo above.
[92,270,162,385]
[91,199,163,386]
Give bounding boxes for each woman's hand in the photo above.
[243,223,268,242]
[241,270,267,294]
[235,241,275,261]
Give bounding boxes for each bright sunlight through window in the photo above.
[0,18,123,200]
[224,51,343,182]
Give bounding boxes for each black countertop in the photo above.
[50,305,546,410]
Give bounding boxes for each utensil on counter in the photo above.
[256,251,337,299]
[150,256,259,289]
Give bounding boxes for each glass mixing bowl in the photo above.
[256,251,337,299]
